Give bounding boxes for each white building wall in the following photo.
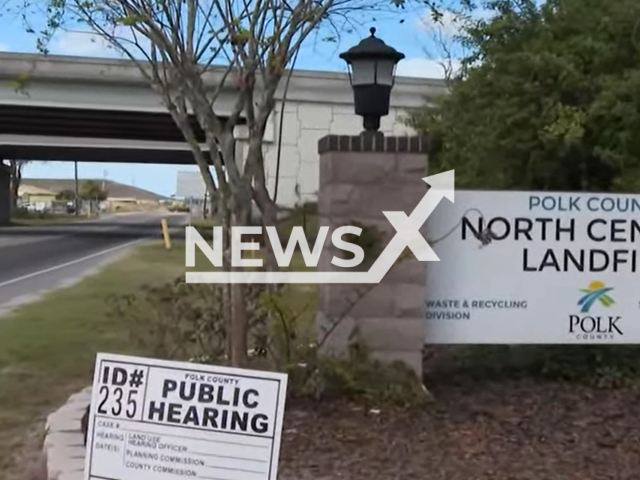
[238,102,417,209]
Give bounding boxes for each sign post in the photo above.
[83,353,288,480]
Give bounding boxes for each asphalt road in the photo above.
[0,212,188,315]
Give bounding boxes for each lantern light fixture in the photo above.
[339,27,405,133]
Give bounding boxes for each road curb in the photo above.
[44,387,91,480]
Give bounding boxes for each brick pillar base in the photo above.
[0,163,10,225]
[316,133,429,377]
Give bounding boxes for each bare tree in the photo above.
[18,0,452,366]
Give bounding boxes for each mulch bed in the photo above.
[279,379,640,480]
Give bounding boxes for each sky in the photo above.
[0,2,466,197]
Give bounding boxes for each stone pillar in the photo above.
[0,163,10,225]
[316,133,430,377]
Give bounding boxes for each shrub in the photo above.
[168,204,190,213]
[110,276,428,408]
[262,290,429,408]
[107,277,273,363]
[12,208,54,219]
[287,342,429,409]
[426,344,640,388]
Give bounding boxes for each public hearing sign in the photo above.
[424,190,640,344]
[83,353,288,480]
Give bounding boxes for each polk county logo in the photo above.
[570,281,621,340]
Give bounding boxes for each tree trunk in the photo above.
[229,205,250,367]
[261,201,279,276]
[220,200,233,363]
[230,282,248,367]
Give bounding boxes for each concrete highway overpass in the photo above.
[0,52,447,222]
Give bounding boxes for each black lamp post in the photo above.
[340,27,405,133]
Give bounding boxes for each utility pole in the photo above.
[74,161,79,216]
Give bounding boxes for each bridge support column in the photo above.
[316,134,430,377]
[0,162,10,225]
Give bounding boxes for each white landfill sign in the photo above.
[84,353,288,480]
[423,190,640,343]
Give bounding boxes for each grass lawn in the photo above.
[0,241,191,479]
[6,221,640,480]
[0,238,316,480]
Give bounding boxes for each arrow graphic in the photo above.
[186,170,455,284]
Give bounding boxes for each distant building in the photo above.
[20,179,167,212]
[175,171,214,217]
[176,171,207,200]
[18,184,58,210]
